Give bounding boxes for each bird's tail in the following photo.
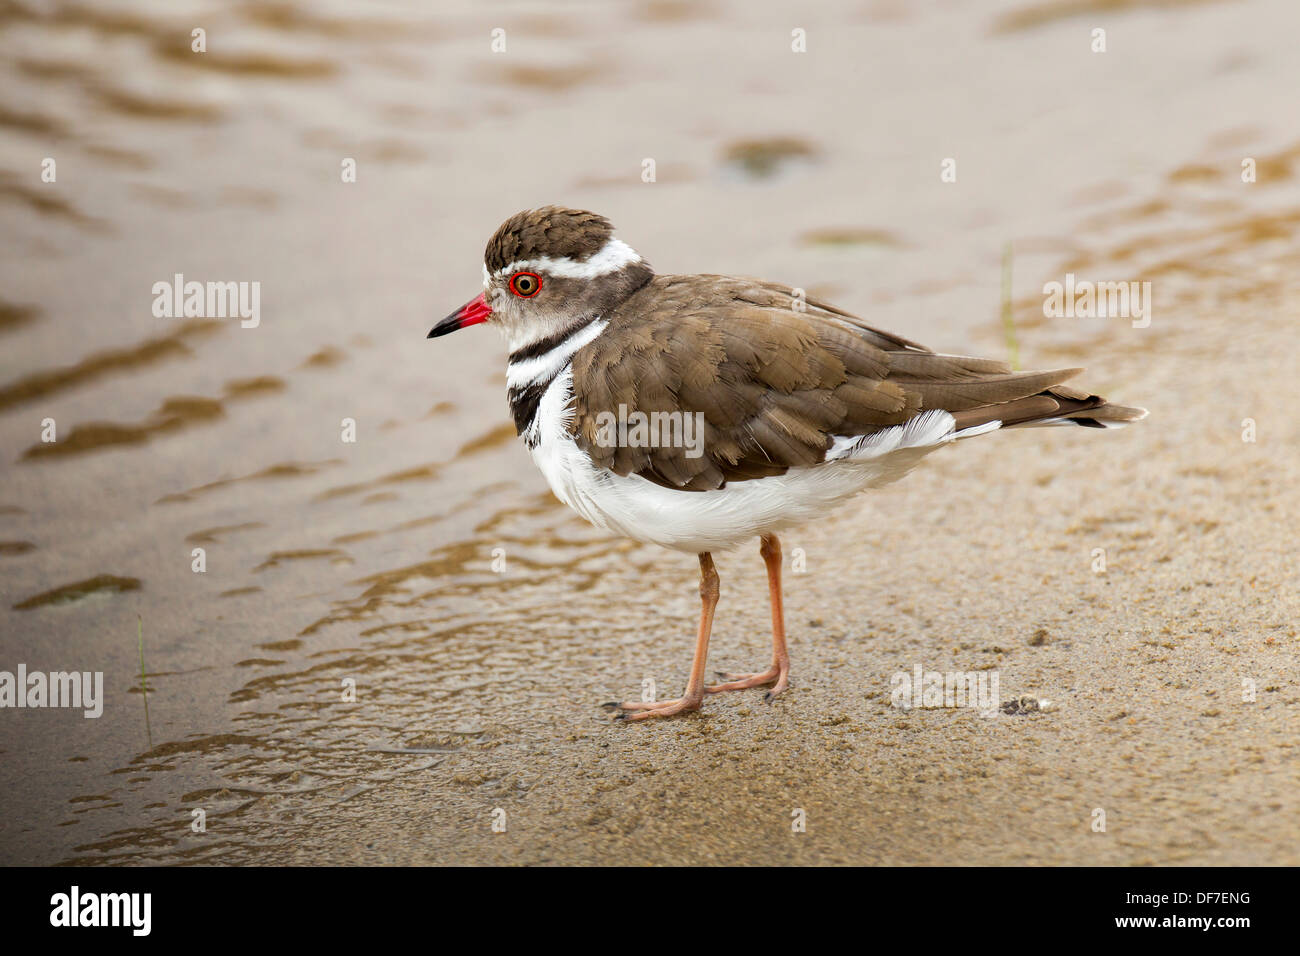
[951,384,1148,432]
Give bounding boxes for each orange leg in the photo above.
[707,533,790,700]
[610,553,719,720]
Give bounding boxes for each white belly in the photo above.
[526,370,974,554]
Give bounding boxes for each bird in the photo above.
[429,206,1146,721]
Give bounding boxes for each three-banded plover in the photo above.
[429,206,1146,720]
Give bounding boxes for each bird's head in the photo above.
[430,206,654,351]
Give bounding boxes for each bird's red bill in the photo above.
[428,292,491,338]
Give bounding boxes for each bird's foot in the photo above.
[707,665,789,700]
[602,696,704,721]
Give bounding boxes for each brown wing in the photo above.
[568,275,1103,491]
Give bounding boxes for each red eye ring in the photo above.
[509,272,542,298]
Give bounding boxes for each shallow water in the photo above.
[1,0,1298,864]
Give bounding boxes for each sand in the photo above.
[0,0,1296,866]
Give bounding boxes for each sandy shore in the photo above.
[1,0,1296,865]
[222,284,1300,866]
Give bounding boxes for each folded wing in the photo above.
[569,275,1143,491]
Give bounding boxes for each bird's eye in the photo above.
[509,272,542,298]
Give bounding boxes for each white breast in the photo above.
[528,373,988,554]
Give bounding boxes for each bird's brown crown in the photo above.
[484,206,614,274]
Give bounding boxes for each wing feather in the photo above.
[568,276,1098,490]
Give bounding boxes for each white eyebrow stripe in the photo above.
[492,238,642,280]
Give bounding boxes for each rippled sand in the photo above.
[0,0,1296,865]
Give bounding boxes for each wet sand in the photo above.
[0,0,1296,865]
